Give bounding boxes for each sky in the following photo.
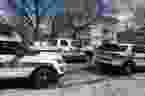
[0,0,112,16]
[0,0,144,17]
[0,0,64,16]
[0,0,16,16]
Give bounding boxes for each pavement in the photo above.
[0,63,108,96]
[3,79,145,96]
[104,79,145,96]
[1,62,145,96]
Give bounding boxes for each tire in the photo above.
[122,60,135,75]
[30,66,58,89]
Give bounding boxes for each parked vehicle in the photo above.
[116,30,145,69]
[0,28,66,88]
[95,42,136,74]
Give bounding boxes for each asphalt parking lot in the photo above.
[2,77,145,96]
[1,62,145,96]
[0,63,107,96]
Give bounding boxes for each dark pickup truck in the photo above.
[95,43,136,74]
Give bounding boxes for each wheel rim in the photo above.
[34,68,51,88]
[37,69,51,80]
[39,71,48,80]
[125,63,133,73]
